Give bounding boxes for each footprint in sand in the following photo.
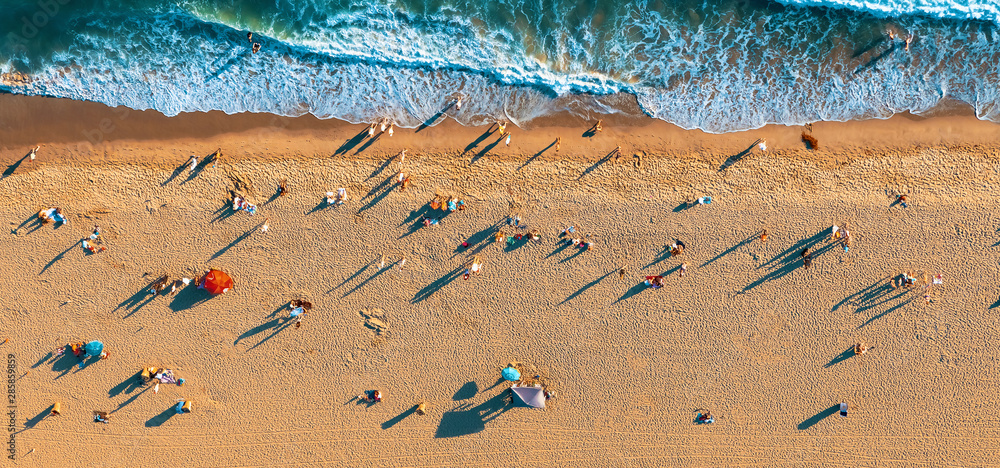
[360,308,389,336]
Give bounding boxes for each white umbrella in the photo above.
[511,385,545,409]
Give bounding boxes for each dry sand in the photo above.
[2,94,1000,467]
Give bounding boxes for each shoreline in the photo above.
[2,94,999,171]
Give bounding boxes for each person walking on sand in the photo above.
[28,145,39,163]
[897,194,908,208]
[211,148,222,169]
[757,138,768,152]
[505,133,511,146]
[594,120,603,133]
[369,122,377,137]
[379,254,387,270]
[854,342,873,356]
[679,262,688,278]
[556,137,561,152]
[619,268,626,281]
[289,304,307,328]
[380,118,388,132]
[260,218,270,234]
[760,229,768,243]
[397,255,407,271]
[188,155,198,172]
[388,123,394,137]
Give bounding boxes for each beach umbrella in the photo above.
[511,385,546,409]
[84,341,104,357]
[203,269,233,295]
[501,366,521,382]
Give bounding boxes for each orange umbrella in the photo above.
[202,269,233,295]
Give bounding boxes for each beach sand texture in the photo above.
[2,95,1000,467]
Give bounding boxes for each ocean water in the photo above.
[0,0,997,133]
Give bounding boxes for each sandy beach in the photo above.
[3,94,1000,467]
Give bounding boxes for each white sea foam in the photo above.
[775,0,1000,24]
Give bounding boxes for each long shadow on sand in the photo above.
[798,404,840,430]
[343,265,393,297]
[145,405,178,427]
[335,128,372,156]
[578,148,618,179]
[741,230,830,292]
[462,129,495,155]
[382,405,420,430]
[718,140,760,171]
[168,285,211,312]
[823,347,856,368]
[412,266,466,303]
[210,222,262,260]
[701,233,757,268]
[358,175,397,214]
[235,316,296,351]
[561,270,614,305]
[615,282,650,304]
[435,391,512,438]
[517,140,556,171]
[39,241,79,275]
[2,153,30,179]
[17,406,53,434]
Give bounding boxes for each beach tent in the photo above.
[84,340,104,357]
[511,385,545,409]
[203,270,233,295]
[501,366,521,382]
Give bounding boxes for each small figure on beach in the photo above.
[93,411,110,424]
[463,255,483,280]
[188,155,198,171]
[278,179,288,197]
[397,255,407,271]
[260,219,270,234]
[211,148,222,169]
[594,120,603,133]
[388,123,394,137]
[362,390,382,403]
[559,225,576,238]
[801,248,813,269]
[679,263,688,278]
[399,175,411,192]
[697,196,712,205]
[612,145,622,162]
[897,194,908,208]
[327,188,347,206]
[619,268,626,281]
[149,275,170,295]
[398,149,406,165]
[422,216,440,227]
[497,121,507,136]
[839,402,849,418]
[760,229,768,243]
[369,122,377,137]
[28,145,39,163]
[289,300,310,328]
[905,33,914,51]
[695,411,715,424]
[757,139,767,152]
[670,240,686,257]
[556,137,561,152]
[455,97,462,110]
[505,133,511,146]
[854,342,873,356]
[380,118,388,132]
[252,42,261,53]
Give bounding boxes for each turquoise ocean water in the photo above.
[1,0,997,132]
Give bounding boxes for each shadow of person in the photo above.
[145,405,178,427]
[381,405,419,430]
[435,391,512,438]
[823,347,856,368]
[797,404,841,430]
[453,381,479,400]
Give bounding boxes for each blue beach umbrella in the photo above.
[84,341,104,357]
[501,366,521,382]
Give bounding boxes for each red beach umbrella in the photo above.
[202,269,233,295]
